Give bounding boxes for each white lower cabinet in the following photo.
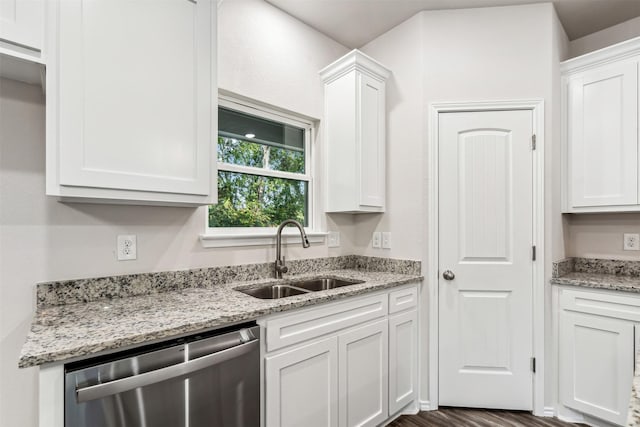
[558,287,640,426]
[261,283,419,427]
[560,311,634,425]
[339,319,388,427]
[388,310,418,414]
[265,337,339,427]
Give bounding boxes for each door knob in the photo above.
[442,270,455,281]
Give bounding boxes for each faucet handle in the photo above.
[281,256,288,274]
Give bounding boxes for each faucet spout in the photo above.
[275,219,310,279]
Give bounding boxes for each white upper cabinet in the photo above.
[562,38,640,212]
[320,50,390,213]
[0,0,42,52]
[45,0,216,206]
[0,0,45,85]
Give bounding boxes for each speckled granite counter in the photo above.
[20,256,422,368]
[551,258,640,293]
[628,351,640,426]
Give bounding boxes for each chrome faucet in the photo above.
[275,219,310,279]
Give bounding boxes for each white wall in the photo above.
[0,1,350,424]
[566,213,640,260]
[361,3,568,409]
[355,14,425,261]
[569,16,640,58]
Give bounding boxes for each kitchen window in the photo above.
[201,96,323,247]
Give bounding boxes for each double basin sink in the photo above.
[237,277,365,299]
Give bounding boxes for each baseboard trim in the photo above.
[557,414,585,424]
[402,406,420,416]
[543,406,555,417]
[419,400,435,411]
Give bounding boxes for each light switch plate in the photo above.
[117,235,137,260]
[382,232,391,249]
[372,232,381,248]
[624,233,640,251]
[328,231,340,248]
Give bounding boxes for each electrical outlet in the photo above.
[117,235,137,260]
[372,232,381,248]
[624,233,640,251]
[382,232,391,249]
[328,231,340,248]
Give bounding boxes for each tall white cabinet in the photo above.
[320,50,390,213]
[45,0,217,206]
[562,37,640,213]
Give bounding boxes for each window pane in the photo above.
[209,171,308,227]
[218,107,306,173]
[217,136,305,174]
[217,137,265,168]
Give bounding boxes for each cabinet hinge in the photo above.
[531,357,536,373]
[532,245,536,261]
[532,134,537,150]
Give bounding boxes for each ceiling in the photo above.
[265,0,640,48]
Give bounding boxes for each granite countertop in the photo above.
[550,272,640,293]
[551,258,640,294]
[19,268,421,368]
[629,351,640,426]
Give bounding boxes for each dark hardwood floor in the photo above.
[388,407,585,427]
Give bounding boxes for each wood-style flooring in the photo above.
[388,407,586,427]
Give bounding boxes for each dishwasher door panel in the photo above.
[66,344,188,427]
[77,377,187,427]
[188,348,259,427]
[65,324,260,427]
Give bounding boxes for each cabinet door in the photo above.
[357,72,385,209]
[53,0,212,197]
[560,311,634,425]
[389,310,417,415]
[568,59,638,208]
[338,319,388,427]
[0,0,42,51]
[265,337,339,427]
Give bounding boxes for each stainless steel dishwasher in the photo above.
[64,323,260,427]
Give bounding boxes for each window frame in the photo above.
[200,94,325,248]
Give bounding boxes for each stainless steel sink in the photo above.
[236,277,365,299]
[287,277,364,292]
[239,284,309,299]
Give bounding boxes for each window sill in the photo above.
[199,230,327,248]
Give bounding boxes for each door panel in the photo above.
[438,110,533,409]
[358,73,385,208]
[389,310,417,414]
[0,0,42,50]
[569,59,638,207]
[265,337,339,427]
[560,311,634,425]
[459,130,512,262]
[57,0,211,195]
[338,319,388,427]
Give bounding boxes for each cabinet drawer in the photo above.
[263,294,388,352]
[389,286,417,314]
[560,288,640,322]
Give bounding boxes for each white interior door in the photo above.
[438,110,534,410]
